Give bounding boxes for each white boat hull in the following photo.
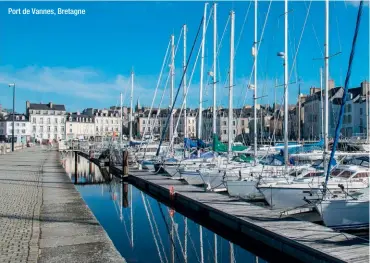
[316,199,369,230]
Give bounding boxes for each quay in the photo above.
[0,147,125,263]
[77,152,369,263]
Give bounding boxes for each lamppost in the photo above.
[8,83,15,152]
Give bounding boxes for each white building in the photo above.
[65,113,95,140]
[136,108,197,140]
[26,101,66,142]
[0,114,31,143]
[83,108,121,137]
[201,107,251,143]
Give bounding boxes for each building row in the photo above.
[0,80,368,143]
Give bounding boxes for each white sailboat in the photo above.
[316,187,369,230]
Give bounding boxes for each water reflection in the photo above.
[61,153,266,263]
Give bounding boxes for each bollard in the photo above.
[122,182,129,208]
[74,152,78,184]
[123,150,129,177]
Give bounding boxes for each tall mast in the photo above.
[129,70,134,141]
[120,92,123,144]
[170,34,175,144]
[253,0,258,162]
[213,3,217,137]
[324,0,329,175]
[320,67,324,139]
[198,3,208,140]
[183,25,187,139]
[283,0,289,166]
[228,10,235,153]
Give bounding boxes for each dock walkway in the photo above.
[109,165,369,263]
[0,147,124,263]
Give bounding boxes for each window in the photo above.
[348,115,352,123]
[360,108,363,115]
[47,126,51,132]
[242,120,245,125]
[55,118,58,124]
[223,121,227,125]
[54,127,58,132]
[16,129,19,134]
[33,126,36,132]
[22,129,25,134]
[233,130,236,134]
[0,129,2,134]
[15,123,19,127]
[40,126,43,132]
[47,118,50,124]
[69,129,72,133]
[354,172,370,178]
[48,134,50,138]
[61,126,64,132]
[105,127,108,131]
[43,111,47,115]
[233,121,235,126]
[143,120,146,124]
[40,118,43,123]
[0,123,3,127]
[54,134,57,139]
[223,130,227,135]
[22,123,25,127]
[61,118,64,123]
[96,127,99,131]
[32,117,36,123]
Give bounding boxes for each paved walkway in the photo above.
[0,146,124,263]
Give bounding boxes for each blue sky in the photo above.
[0,1,368,113]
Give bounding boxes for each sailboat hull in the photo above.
[316,199,369,230]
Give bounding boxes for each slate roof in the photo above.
[2,114,28,122]
[29,103,65,111]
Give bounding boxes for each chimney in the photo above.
[361,81,369,96]
[49,102,53,109]
[329,79,335,90]
[26,101,30,110]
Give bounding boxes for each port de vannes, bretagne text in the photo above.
[8,8,86,16]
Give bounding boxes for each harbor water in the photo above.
[61,153,267,263]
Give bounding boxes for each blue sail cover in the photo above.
[184,138,211,149]
[189,151,215,159]
[129,140,148,147]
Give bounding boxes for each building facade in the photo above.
[0,114,31,143]
[65,113,95,140]
[26,101,66,141]
[82,108,122,137]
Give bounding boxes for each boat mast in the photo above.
[170,34,175,145]
[228,10,235,153]
[129,70,134,141]
[320,67,324,140]
[324,0,329,176]
[283,0,289,166]
[253,0,258,163]
[213,3,217,138]
[198,3,208,140]
[120,92,123,144]
[183,25,187,140]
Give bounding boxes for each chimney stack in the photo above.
[26,101,30,110]
[49,102,53,109]
[329,79,335,90]
[361,81,369,96]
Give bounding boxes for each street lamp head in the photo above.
[277,52,285,58]
[8,83,15,87]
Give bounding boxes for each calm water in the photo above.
[62,153,267,263]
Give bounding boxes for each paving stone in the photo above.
[0,147,124,262]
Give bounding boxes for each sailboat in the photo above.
[316,187,369,230]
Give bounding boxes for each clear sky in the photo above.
[0,0,368,113]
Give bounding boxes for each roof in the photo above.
[2,114,29,122]
[66,113,94,122]
[29,103,65,111]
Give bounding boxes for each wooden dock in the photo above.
[78,152,369,263]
